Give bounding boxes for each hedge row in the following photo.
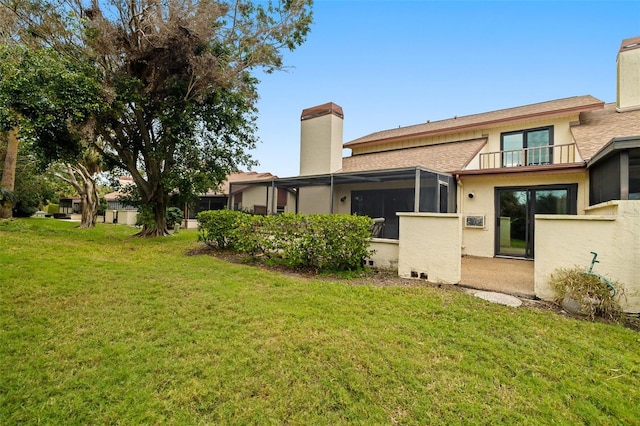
[197,210,374,271]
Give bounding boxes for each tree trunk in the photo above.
[0,128,19,219]
[134,189,171,237]
[78,169,99,229]
[55,163,99,228]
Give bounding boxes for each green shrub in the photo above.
[0,187,15,205]
[135,207,154,228]
[97,197,107,216]
[198,211,374,271]
[47,203,60,215]
[136,206,185,230]
[166,207,184,229]
[549,266,624,321]
[197,209,248,249]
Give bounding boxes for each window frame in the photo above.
[500,126,554,167]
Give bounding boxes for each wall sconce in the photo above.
[340,196,347,202]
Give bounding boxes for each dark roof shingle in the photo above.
[341,138,487,174]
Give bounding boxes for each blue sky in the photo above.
[249,0,640,177]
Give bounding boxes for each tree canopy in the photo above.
[1,0,313,235]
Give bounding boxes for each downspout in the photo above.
[456,174,465,254]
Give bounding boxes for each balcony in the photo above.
[479,143,578,170]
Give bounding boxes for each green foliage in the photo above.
[550,267,624,321]
[197,209,249,249]
[11,161,60,217]
[46,204,59,215]
[1,0,312,235]
[198,211,374,271]
[138,206,185,229]
[166,206,184,228]
[0,45,104,167]
[0,187,15,205]
[97,197,107,216]
[135,207,154,229]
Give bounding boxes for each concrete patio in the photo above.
[460,255,535,298]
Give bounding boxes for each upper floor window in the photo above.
[501,126,554,167]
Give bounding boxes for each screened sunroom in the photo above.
[231,166,457,240]
[588,137,640,205]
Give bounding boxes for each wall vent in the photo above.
[465,215,485,228]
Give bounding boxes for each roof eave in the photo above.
[587,136,640,167]
[345,102,605,150]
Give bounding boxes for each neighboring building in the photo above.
[102,172,293,228]
[59,197,81,215]
[104,176,138,225]
[183,171,297,228]
[245,36,640,312]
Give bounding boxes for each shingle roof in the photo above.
[204,171,277,195]
[341,138,487,174]
[571,103,640,161]
[344,95,604,148]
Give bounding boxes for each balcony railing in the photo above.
[479,143,578,170]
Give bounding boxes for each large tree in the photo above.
[2,0,313,236]
[0,44,104,226]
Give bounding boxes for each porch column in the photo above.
[271,180,276,214]
[330,174,335,214]
[227,183,234,210]
[621,151,629,200]
[414,168,421,212]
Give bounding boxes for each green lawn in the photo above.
[1,219,638,425]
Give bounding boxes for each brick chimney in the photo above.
[617,36,640,112]
[299,102,344,175]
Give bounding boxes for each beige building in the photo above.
[248,36,640,312]
[182,171,296,228]
[104,172,295,228]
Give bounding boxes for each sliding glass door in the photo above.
[496,185,577,259]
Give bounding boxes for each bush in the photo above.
[197,211,374,271]
[47,203,60,215]
[166,207,184,229]
[197,209,249,249]
[0,187,15,205]
[549,266,624,321]
[136,206,185,230]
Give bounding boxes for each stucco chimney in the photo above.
[616,36,640,112]
[299,102,344,176]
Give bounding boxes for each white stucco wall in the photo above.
[239,186,269,213]
[367,239,399,270]
[105,209,138,226]
[458,171,587,257]
[617,40,640,112]
[298,186,332,214]
[300,113,343,175]
[397,213,461,284]
[535,201,640,313]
